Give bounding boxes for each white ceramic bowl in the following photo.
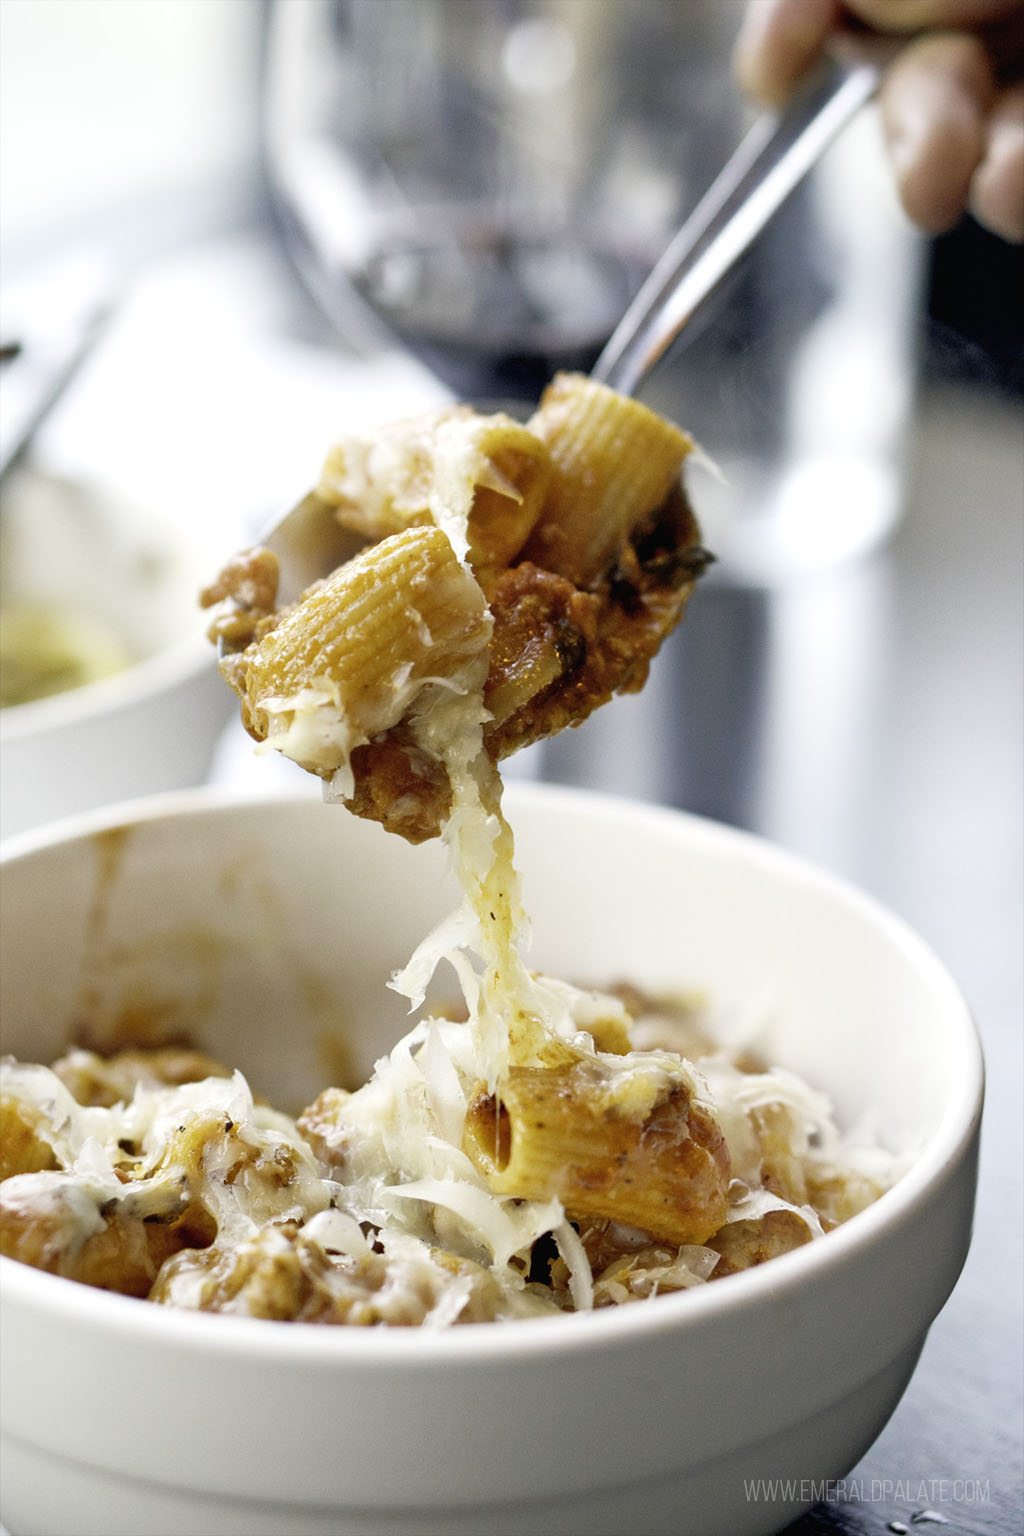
[0,471,234,839]
[0,784,982,1536]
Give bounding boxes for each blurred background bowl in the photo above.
[0,469,232,838]
[0,783,982,1536]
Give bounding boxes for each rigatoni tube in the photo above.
[463,1054,730,1247]
[240,524,491,783]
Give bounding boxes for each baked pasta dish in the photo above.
[0,376,894,1324]
[0,997,890,1323]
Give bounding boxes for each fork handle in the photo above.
[591,41,897,398]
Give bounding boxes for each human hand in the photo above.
[734,1,1024,242]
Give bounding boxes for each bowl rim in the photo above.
[0,781,985,1363]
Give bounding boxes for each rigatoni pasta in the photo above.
[237,524,490,794]
[203,373,710,842]
[519,372,695,584]
[462,1051,731,1247]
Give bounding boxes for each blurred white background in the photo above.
[1,0,263,273]
[0,0,447,551]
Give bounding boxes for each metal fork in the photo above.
[592,40,895,395]
[231,39,894,607]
